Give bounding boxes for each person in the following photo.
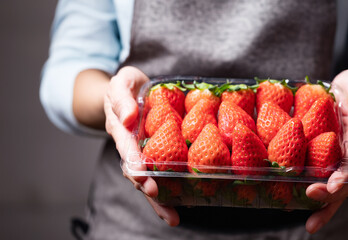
[41,0,348,239]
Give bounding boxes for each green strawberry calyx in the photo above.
[255,77,298,95]
[139,138,151,148]
[150,81,186,92]
[192,167,203,174]
[305,76,336,101]
[186,139,192,148]
[259,185,287,209]
[216,83,259,96]
[266,160,299,177]
[233,179,260,186]
[182,81,220,96]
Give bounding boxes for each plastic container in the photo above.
[121,76,348,210]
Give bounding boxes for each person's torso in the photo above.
[119,0,336,80]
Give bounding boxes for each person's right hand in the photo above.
[104,66,180,226]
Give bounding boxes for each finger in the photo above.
[306,182,348,203]
[105,95,147,183]
[305,200,344,234]
[145,195,180,227]
[109,66,149,127]
[327,170,348,194]
[124,173,158,198]
[306,183,329,202]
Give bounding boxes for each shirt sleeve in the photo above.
[40,0,120,137]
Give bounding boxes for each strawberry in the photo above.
[233,185,257,206]
[194,179,220,197]
[268,118,307,176]
[149,81,186,117]
[306,132,342,178]
[145,101,182,137]
[143,119,188,172]
[302,97,339,143]
[183,81,221,114]
[188,123,230,173]
[256,101,291,148]
[155,177,182,198]
[294,76,334,119]
[255,78,295,114]
[182,99,217,144]
[218,101,256,149]
[219,83,256,117]
[231,123,268,175]
[262,182,293,208]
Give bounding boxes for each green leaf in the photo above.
[181,81,196,90]
[153,165,159,171]
[166,168,174,172]
[150,81,186,92]
[255,77,298,95]
[195,82,218,91]
[264,159,271,166]
[233,180,260,186]
[271,161,280,168]
[305,75,311,84]
[192,168,202,173]
[186,139,192,148]
[140,138,150,148]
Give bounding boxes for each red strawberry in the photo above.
[294,77,334,119]
[149,82,186,117]
[256,101,291,147]
[195,179,220,197]
[256,78,294,114]
[155,177,182,198]
[183,81,221,114]
[188,123,230,173]
[263,182,293,208]
[306,132,342,178]
[231,123,268,175]
[143,119,188,172]
[218,101,256,149]
[145,101,182,137]
[182,99,217,144]
[268,118,307,176]
[233,185,257,206]
[220,84,256,117]
[302,97,339,143]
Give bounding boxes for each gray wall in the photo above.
[0,0,103,239]
[0,0,348,239]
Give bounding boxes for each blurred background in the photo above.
[0,0,348,239]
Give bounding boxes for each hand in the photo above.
[104,66,180,226]
[305,70,348,234]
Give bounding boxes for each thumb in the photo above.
[109,66,149,127]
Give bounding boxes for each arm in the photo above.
[73,69,110,130]
[41,0,179,226]
[306,70,348,234]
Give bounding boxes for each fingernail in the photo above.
[328,183,340,194]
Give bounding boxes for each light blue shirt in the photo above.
[40,0,134,136]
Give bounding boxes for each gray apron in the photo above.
[83,0,348,239]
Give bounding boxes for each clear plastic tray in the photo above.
[121,76,348,210]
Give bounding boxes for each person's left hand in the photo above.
[305,70,348,234]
